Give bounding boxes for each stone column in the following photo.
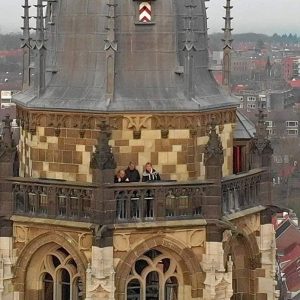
[0,115,16,237]
[0,115,16,178]
[249,109,273,206]
[90,121,117,223]
[256,209,280,300]
[90,121,116,185]
[85,246,115,300]
[203,118,224,235]
[202,118,232,299]
[201,241,233,300]
[0,237,15,300]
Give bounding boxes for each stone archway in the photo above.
[14,232,88,300]
[223,231,261,300]
[115,236,204,300]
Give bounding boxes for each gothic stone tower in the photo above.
[0,0,278,299]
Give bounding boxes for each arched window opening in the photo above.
[58,247,70,256]
[127,279,141,300]
[39,247,83,300]
[126,249,182,300]
[60,269,71,300]
[158,258,170,274]
[52,255,60,268]
[144,249,161,259]
[165,277,178,300]
[68,258,77,269]
[43,273,53,300]
[73,277,84,300]
[146,271,159,300]
[135,259,148,275]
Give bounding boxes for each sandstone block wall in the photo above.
[18,110,236,182]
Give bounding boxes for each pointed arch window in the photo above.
[59,269,71,299]
[126,249,181,300]
[127,279,141,300]
[165,277,178,300]
[39,247,83,300]
[146,271,159,299]
[43,273,54,300]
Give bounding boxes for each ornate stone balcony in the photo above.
[9,178,97,222]
[6,168,268,224]
[221,168,265,214]
[107,180,213,223]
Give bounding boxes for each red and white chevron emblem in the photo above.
[139,2,151,22]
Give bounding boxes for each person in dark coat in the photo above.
[114,169,129,183]
[125,161,140,182]
[142,162,161,182]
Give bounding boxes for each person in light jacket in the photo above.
[142,162,161,182]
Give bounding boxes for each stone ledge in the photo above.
[111,219,207,230]
[10,215,96,230]
[222,205,266,221]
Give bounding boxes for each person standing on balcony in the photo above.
[125,161,141,182]
[114,169,130,183]
[142,162,161,182]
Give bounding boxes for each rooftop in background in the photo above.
[289,79,300,89]
[275,215,300,294]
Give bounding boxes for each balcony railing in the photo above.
[7,168,268,224]
[11,178,97,222]
[221,168,265,214]
[107,181,213,223]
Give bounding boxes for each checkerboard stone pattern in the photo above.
[19,121,234,183]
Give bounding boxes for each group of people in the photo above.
[114,162,161,183]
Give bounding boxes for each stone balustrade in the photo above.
[106,180,213,223]
[10,178,97,222]
[221,168,265,214]
[7,168,268,224]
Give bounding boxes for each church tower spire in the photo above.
[21,0,32,89]
[222,0,233,90]
[33,0,46,97]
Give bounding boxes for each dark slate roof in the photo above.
[234,110,256,139]
[14,0,238,112]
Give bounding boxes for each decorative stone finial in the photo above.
[250,108,273,168]
[1,115,13,147]
[222,0,233,88]
[222,0,233,49]
[21,0,32,49]
[204,117,224,166]
[34,0,46,50]
[0,115,15,162]
[90,121,116,170]
[33,0,46,96]
[204,117,224,179]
